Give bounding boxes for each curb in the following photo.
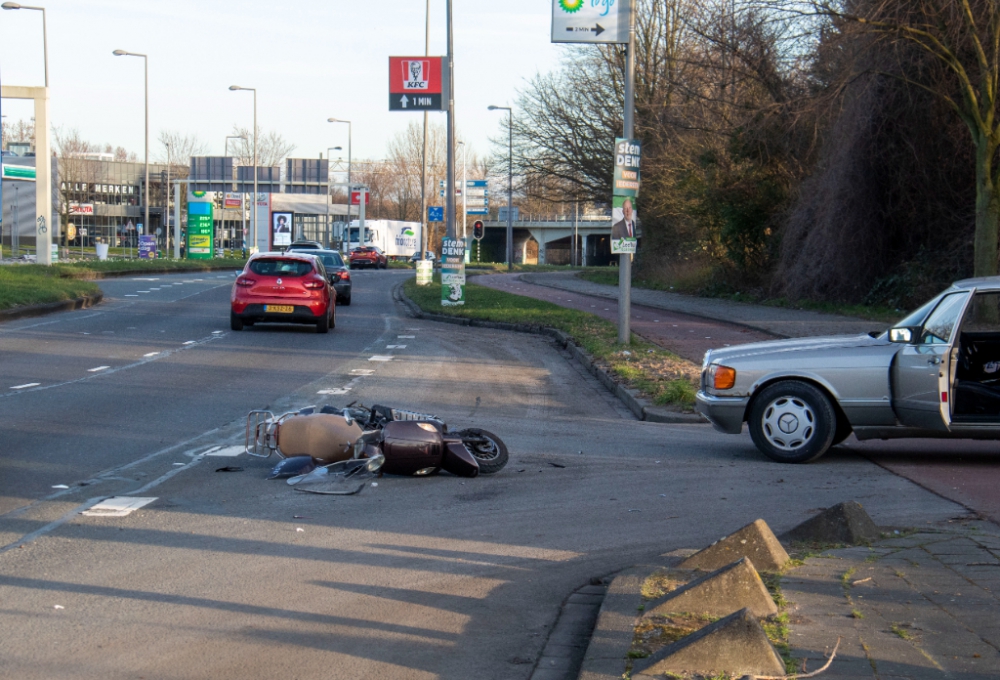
[0,293,104,324]
[393,283,705,425]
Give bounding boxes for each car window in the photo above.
[960,292,1000,332]
[248,259,314,277]
[319,253,344,268]
[920,292,970,344]
[895,296,942,329]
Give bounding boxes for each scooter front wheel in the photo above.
[456,428,509,474]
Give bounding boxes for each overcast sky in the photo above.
[0,0,565,167]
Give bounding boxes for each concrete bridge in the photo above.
[479,214,615,266]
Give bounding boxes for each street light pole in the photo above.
[488,105,513,271]
[229,87,257,251]
[326,145,341,247]
[164,141,170,255]
[2,4,47,87]
[618,4,636,345]
[113,50,148,239]
[328,119,351,246]
[445,0,456,241]
[225,134,246,251]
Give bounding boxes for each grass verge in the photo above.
[403,275,699,409]
[578,269,903,323]
[0,258,246,311]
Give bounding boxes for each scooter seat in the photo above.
[278,414,362,463]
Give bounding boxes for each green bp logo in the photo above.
[403,228,415,236]
[559,0,584,12]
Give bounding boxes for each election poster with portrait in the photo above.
[610,196,638,254]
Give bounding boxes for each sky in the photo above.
[0,0,567,166]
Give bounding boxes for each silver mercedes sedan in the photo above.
[696,277,1000,463]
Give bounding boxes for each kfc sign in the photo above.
[389,56,447,111]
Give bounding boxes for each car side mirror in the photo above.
[889,326,919,343]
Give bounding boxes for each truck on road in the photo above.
[345,219,420,260]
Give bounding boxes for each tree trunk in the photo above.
[973,135,1000,278]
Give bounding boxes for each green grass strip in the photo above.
[403,274,698,409]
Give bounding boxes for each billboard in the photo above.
[551,0,631,44]
[389,56,447,111]
[186,191,214,259]
[272,211,292,248]
[223,193,243,209]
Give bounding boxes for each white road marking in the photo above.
[125,294,139,297]
[349,369,375,376]
[149,288,161,291]
[398,335,415,338]
[81,496,157,517]
[132,278,160,281]
[202,446,222,455]
[88,366,110,373]
[11,383,41,390]
[138,291,150,294]
[212,330,224,334]
[386,345,407,349]
[183,341,196,345]
[143,352,160,357]
[318,388,351,395]
[205,445,243,457]
[51,485,69,489]
[368,355,393,362]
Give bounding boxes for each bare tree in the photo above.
[767,0,1000,278]
[229,125,296,168]
[156,130,208,164]
[53,128,104,246]
[1,118,35,153]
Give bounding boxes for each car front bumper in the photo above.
[695,391,748,434]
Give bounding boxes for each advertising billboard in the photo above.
[389,56,447,111]
[187,191,214,260]
[272,211,292,248]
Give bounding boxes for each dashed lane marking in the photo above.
[206,445,244,457]
[318,388,351,395]
[349,369,375,376]
[183,341,196,345]
[11,383,41,390]
[81,497,158,517]
[398,335,415,338]
[368,355,393,362]
[143,352,159,357]
[125,294,139,297]
[386,345,407,349]
[87,366,110,373]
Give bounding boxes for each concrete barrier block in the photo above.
[643,557,778,619]
[782,500,880,545]
[680,519,790,572]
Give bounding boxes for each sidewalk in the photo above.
[518,271,884,339]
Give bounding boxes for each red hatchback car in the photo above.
[349,246,388,269]
[231,252,336,333]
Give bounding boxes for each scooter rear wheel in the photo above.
[456,428,508,474]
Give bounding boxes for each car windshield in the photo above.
[248,259,314,277]
[317,253,345,268]
[894,295,943,329]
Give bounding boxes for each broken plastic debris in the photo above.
[53,605,64,610]
[296,527,304,532]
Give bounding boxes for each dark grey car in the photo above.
[697,277,1000,463]
[307,250,352,305]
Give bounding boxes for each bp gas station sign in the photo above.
[186,191,214,259]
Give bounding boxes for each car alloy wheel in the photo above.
[748,380,836,464]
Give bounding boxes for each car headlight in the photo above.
[702,349,712,371]
[709,364,737,390]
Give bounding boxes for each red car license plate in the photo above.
[265,305,294,313]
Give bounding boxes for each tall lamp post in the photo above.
[328,119,351,246]
[229,86,257,251]
[2,3,48,87]
[225,134,246,250]
[113,50,148,241]
[488,105,513,271]
[326,145,342,247]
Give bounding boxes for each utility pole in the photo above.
[445,0,456,241]
[419,0,430,262]
[617,5,636,345]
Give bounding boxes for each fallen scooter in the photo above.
[245,403,509,483]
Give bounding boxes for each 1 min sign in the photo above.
[389,56,448,111]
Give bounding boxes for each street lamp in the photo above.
[488,105,513,271]
[2,3,48,87]
[230,85,257,251]
[328,119,351,247]
[113,49,149,240]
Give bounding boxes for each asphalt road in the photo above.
[0,270,969,679]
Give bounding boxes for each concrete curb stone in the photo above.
[0,293,103,324]
[392,282,706,425]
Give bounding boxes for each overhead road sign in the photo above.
[551,0,631,44]
[389,56,448,111]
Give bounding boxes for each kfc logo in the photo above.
[403,60,429,90]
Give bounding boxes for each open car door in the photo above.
[892,290,973,431]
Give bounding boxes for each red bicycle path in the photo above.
[473,272,1000,525]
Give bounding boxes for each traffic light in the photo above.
[473,220,484,240]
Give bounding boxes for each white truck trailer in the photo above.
[345,219,420,259]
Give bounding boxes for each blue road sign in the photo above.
[466,180,487,187]
[467,208,488,215]
[428,206,444,222]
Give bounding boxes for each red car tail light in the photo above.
[236,277,256,287]
[338,271,351,280]
[303,278,326,290]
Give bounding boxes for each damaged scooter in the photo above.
[244,403,508,493]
